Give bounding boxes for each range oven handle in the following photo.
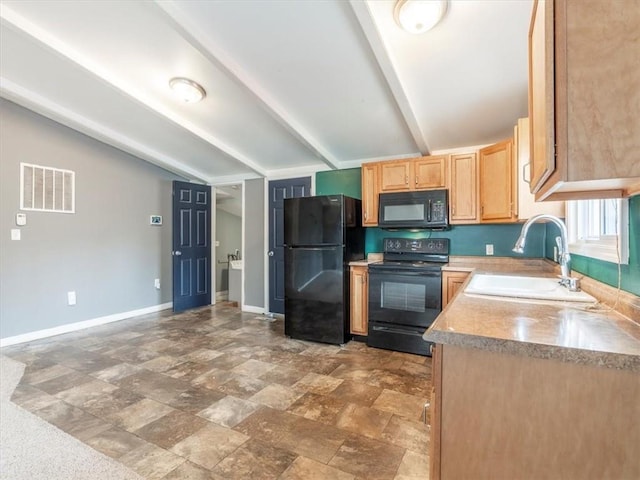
[371,325,425,336]
[368,269,441,277]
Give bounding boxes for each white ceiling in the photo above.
[0,0,533,185]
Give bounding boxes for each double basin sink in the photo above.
[465,273,596,303]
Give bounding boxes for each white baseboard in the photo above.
[241,305,265,314]
[0,302,173,347]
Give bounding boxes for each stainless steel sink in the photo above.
[465,273,597,303]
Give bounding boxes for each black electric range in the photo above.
[367,238,449,356]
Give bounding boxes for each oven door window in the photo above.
[381,281,426,312]
[369,270,441,328]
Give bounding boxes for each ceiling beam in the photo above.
[0,6,267,178]
[1,78,211,182]
[154,0,342,171]
[348,0,431,155]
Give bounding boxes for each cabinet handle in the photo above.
[523,162,531,184]
[422,401,431,424]
[405,175,409,184]
[364,211,367,221]
[415,176,418,185]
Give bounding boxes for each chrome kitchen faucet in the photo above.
[512,214,581,292]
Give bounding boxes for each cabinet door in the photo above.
[349,266,368,336]
[361,163,379,226]
[479,139,517,223]
[379,160,412,192]
[515,118,565,219]
[414,155,447,190]
[529,0,556,193]
[449,153,478,224]
[442,271,470,307]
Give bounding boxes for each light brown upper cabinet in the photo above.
[361,163,379,226]
[449,152,479,224]
[479,139,517,223]
[515,118,564,219]
[528,0,640,200]
[379,159,413,192]
[379,156,448,193]
[414,155,448,190]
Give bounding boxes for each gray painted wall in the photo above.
[0,99,183,339]
[215,208,241,292]
[244,178,265,309]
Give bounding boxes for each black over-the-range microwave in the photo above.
[377,189,449,229]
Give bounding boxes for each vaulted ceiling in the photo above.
[0,0,533,185]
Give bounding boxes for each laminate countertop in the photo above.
[423,259,640,372]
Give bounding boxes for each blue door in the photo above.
[172,181,211,312]
[268,177,311,314]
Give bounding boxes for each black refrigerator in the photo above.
[284,195,365,345]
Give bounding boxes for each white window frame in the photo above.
[566,198,629,265]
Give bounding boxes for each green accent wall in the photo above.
[365,224,545,257]
[316,168,361,198]
[315,170,640,296]
[545,195,640,296]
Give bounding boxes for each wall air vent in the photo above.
[20,162,75,213]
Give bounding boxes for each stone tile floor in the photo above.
[2,303,431,479]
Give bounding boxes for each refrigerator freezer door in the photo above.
[284,195,345,247]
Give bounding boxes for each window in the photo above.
[566,198,629,264]
[20,163,75,213]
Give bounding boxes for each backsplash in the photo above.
[316,169,639,296]
[365,224,545,257]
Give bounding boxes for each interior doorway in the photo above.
[215,184,243,304]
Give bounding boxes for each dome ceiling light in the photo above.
[169,77,206,103]
[394,0,448,34]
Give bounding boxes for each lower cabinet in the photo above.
[441,270,470,307]
[349,265,368,336]
[429,344,640,479]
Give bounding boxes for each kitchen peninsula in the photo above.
[423,266,640,479]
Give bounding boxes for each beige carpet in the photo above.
[0,355,143,480]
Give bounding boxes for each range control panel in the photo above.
[383,237,449,255]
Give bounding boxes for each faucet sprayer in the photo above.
[512,214,580,291]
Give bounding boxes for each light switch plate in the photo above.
[16,213,26,226]
[11,229,21,241]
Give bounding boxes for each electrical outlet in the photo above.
[154,278,161,289]
[485,244,494,256]
[11,229,21,241]
[67,291,76,306]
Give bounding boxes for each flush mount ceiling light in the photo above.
[169,77,206,103]
[394,0,448,34]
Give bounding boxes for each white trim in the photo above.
[240,179,246,309]
[567,199,629,265]
[0,302,172,347]
[241,305,265,314]
[263,180,270,314]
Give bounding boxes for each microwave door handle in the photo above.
[427,199,432,222]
